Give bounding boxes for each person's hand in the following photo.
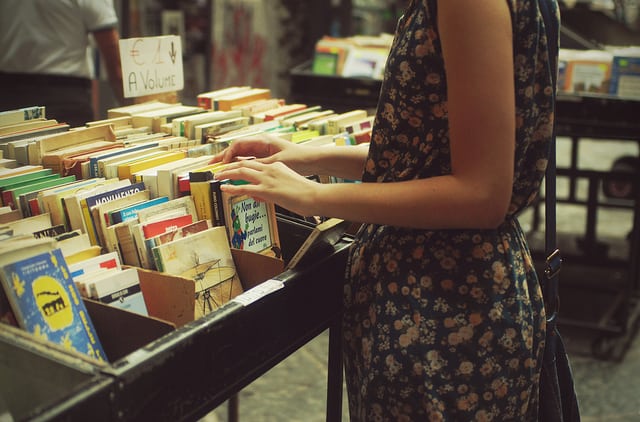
[214,159,321,217]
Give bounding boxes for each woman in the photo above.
[214,0,559,419]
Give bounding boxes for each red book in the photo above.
[142,214,193,239]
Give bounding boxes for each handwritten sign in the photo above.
[119,35,184,98]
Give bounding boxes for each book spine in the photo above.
[210,179,225,227]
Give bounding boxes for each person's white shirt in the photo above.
[0,0,118,79]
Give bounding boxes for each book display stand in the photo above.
[0,216,352,421]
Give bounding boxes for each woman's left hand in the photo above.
[214,159,321,217]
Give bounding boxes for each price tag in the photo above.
[119,35,184,98]
[231,279,284,307]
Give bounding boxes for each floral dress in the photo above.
[343,1,559,420]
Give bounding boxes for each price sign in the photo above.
[119,35,184,98]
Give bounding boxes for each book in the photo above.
[285,218,350,270]
[67,251,121,279]
[0,164,44,178]
[108,195,169,225]
[129,195,198,269]
[195,117,251,143]
[147,219,210,248]
[117,150,187,181]
[0,236,57,328]
[0,106,46,127]
[61,178,129,234]
[131,104,205,133]
[141,214,193,239]
[80,181,144,245]
[86,267,148,316]
[215,88,271,111]
[153,155,214,200]
[3,174,71,213]
[98,147,169,179]
[221,190,281,259]
[107,100,176,119]
[55,231,91,257]
[171,110,242,139]
[189,171,214,223]
[60,143,124,179]
[87,143,156,178]
[113,221,141,266]
[326,110,368,135]
[251,104,309,123]
[28,124,117,168]
[151,226,243,317]
[0,245,107,361]
[37,178,107,228]
[197,86,251,110]
[88,186,150,249]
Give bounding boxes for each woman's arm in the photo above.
[217,0,515,230]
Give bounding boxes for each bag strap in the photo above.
[539,0,562,323]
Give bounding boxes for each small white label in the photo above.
[231,278,284,307]
[119,35,184,98]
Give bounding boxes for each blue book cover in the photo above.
[0,248,107,362]
[109,196,169,225]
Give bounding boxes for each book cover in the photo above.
[151,226,243,317]
[142,214,194,239]
[109,195,169,225]
[67,251,121,279]
[92,190,152,251]
[82,182,146,246]
[221,191,281,259]
[87,267,148,316]
[113,221,141,267]
[0,248,107,361]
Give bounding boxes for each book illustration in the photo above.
[0,248,106,361]
[223,193,281,258]
[152,226,243,318]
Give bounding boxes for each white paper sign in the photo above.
[119,35,184,98]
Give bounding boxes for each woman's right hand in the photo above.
[210,133,314,175]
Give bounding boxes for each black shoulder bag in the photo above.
[537,1,581,421]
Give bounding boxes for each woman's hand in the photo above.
[210,133,316,175]
[214,159,322,217]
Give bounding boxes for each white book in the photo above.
[88,267,148,316]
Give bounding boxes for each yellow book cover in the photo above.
[64,245,104,265]
[117,150,187,181]
[215,88,271,112]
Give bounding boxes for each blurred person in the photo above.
[0,0,124,127]
[212,0,567,420]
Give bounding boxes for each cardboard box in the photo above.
[136,248,284,328]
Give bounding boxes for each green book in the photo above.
[0,168,53,189]
[6,175,76,213]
